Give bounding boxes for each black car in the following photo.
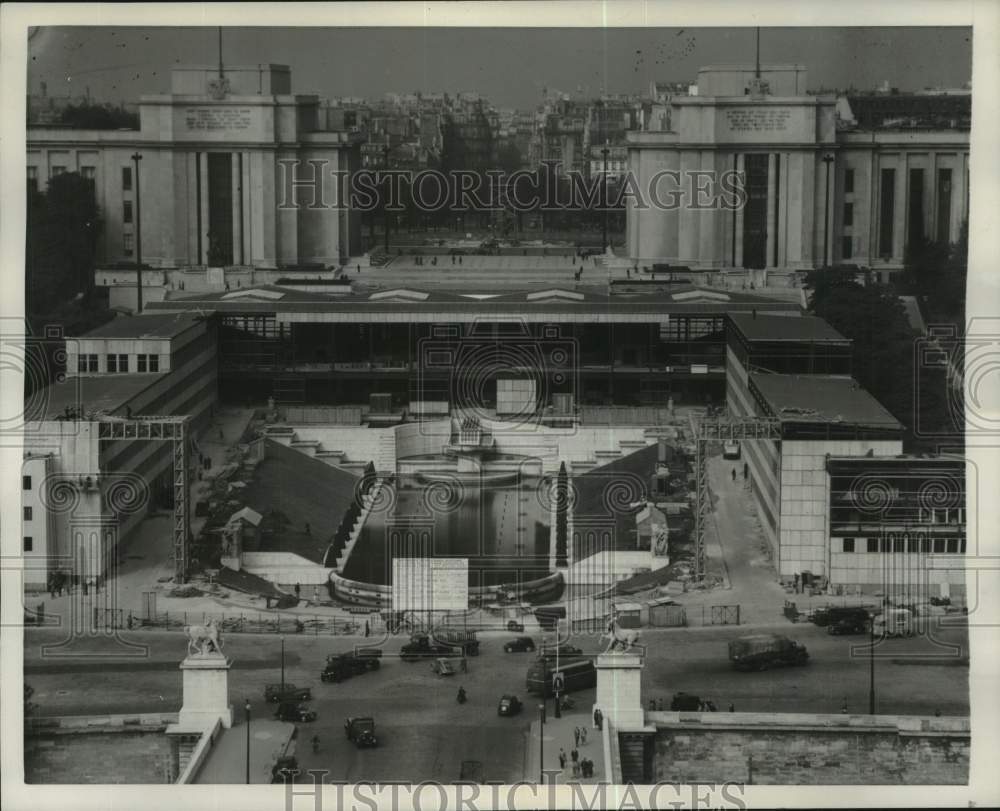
[271,756,299,783]
[345,716,378,748]
[275,701,317,723]
[497,694,522,717]
[540,644,584,659]
[506,620,525,633]
[827,608,871,635]
[265,683,312,703]
[504,636,535,653]
[321,653,381,682]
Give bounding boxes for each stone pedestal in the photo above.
[175,653,234,730]
[594,653,645,729]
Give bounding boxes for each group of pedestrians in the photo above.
[557,725,595,778]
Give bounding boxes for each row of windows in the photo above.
[840,536,966,554]
[88,353,160,374]
[27,165,98,190]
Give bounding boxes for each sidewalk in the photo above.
[194,718,295,784]
[523,707,605,785]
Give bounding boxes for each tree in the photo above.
[903,224,967,327]
[57,101,139,130]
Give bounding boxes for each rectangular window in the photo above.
[88,354,98,372]
[123,232,134,256]
[841,236,853,259]
[22,475,32,490]
[81,166,96,180]
[907,536,920,553]
[843,202,854,227]
[107,354,118,373]
[23,506,32,521]
[842,538,855,553]
[123,200,133,224]
[933,538,946,554]
[24,537,33,552]
[118,354,129,373]
[137,354,147,373]
[879,168,895,258]
[960,538,967,554]
[78,355,88,373]
[937,168,953,244]
[946,538,958,554]
[867,537,879,553]
[844,168,855,194]
[122,166,132,191]
[149,354,159,372]
[893,536,905,554]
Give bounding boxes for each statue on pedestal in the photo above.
[601,611,641,653]
[185,618,224,656]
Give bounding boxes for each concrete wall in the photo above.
[241,551,333,585]
[647,712,968,785]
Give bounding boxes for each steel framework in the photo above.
[97,416,191,582]
[693,416,782,579]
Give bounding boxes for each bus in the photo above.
[525,657,596,697]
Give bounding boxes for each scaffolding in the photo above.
[97,415,191,583]
[693,415,782,579]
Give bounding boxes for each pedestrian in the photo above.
[313,586,320,604]
[594,708,603,730]
[558,749,567,770]
[706,700,718,712]
[304,522,311,536]
[459,256,462,265]
[935,709,942,717]
[312,734,320,754]
[574,726,581,748]
[364,620,370,637]
[571,747,579,765]
[580,726,587,745]
[793,572,800,593]
[294,583,301,601]
[731,467,736,482]
[56,572,63,598]
[729,702,735,712]
[460,657,468,673]
[626,268,630,279]
[743,461,748,479]
[47,573,55,600]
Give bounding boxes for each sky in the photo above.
[27,26,973,109]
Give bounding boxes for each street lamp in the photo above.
[538,703,546,784]
[821,153,835,269]
[280,636,285,692]
[244,699,251,784]
[601,141,610,254]
[553,619,561,718]
[131,152,143,313]
[868,613,876,715]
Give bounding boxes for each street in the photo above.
[25,619,969,782]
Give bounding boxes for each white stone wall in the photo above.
[779,439,902,578]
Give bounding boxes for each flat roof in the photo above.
[39,374,160,420]
[78,312,202,340]
[749,373,902,430]
[729,313,849,343]
[147,283,800,319]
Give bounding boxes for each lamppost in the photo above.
[538,703,546,784]
[822,153,835,269]
[244,699,251,784]
[553,619,561,718]
[280,636,285,692]
[382,141,391,253]
[868,612,876,714]
[131,152,143,313]
[601,141,610,253]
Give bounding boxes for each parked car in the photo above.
[506,620,525,633]
[497,694,523,716]
[432,657,461,676]
[540,644,584,659]
[345,716,378,748]
[265,683,312,703]
[321,652,381,682]
[275,701,317,723]
[826,607,871,635]
[401,634,454,662]
[504,636,536,653]
[728,634,809,671]
[722,440,741,460]
[271,755,299,783]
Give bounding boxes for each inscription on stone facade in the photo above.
[183,107,254,132]
[725,108,792,132]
